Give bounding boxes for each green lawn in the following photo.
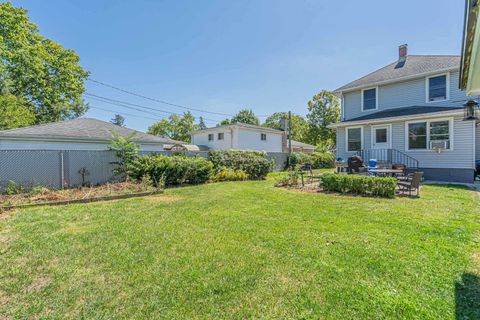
[1,174,479,319]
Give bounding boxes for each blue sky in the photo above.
[12,0,465,131]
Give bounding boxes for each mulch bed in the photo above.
[0,182,161,211]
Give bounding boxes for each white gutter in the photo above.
[328,109,464,128]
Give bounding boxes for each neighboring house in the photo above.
[291,140,316,153]
[191,123,287,153]
[0,118,183,151]
[460,0,480,95]
[330,45,480,183]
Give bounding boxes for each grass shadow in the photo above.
[455,273,480,319]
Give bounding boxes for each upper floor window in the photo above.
[208,133,214,141]
[346,127,362,152]
[426,74,448,102]
[218,132,224,140]
[362,88,377,111]
[261,133,267,141]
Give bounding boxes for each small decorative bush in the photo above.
[211,168,248,182]
[320,174,397,198]
[274,169,301,187]
[208,150,271,179]
[133,155,213,186]
[286,152,334,169]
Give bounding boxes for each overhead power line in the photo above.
[85,93,220,124]
[87,78,272,118]
[88,78,236,117]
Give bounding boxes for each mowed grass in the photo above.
[0,174,479,319]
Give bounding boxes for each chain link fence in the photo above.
[0,150,288,191]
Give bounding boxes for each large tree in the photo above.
[0,2,89,125]
[147,112,199,143]
[263,112,308,142]
[305,90,340,146]
[0,94,36,130]
[222,109,260,126]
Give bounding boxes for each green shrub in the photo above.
[211,168,248,182]
[133,155,213,186]
[320,174,397,198]
[286,152,334,169]
[208,150,271,179]
[5,180,25,195]
[274,169,301,187]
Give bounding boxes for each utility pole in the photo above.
[288,111,292,155]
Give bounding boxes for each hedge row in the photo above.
[320,174,397,198]
[286,152,335,169]
[208,150,271,179]
[132,155,213,186]
[129,150,272,187]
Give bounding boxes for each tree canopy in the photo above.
[0,94,36,130]
[263,112,308,142]
[305,90,340,147]
[111,114,126,127]
[221,109,260,126]
[0,2,89,126]
[147,112,198,143]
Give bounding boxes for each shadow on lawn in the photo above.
[455,273,480,319]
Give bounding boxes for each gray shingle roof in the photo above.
[291,140,315,148]
[343,106,464,122]
[192,122,284,134]
[0,118,184,144]
[335,55,461,92]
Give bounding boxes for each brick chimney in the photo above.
[398,44,408,61]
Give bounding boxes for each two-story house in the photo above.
[330,45,479,183]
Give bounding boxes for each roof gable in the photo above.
[335,55,461,93]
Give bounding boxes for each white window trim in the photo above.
[370,124,392,149]
[361,86,378,112]
[425,73,450,103]
[404,117,454,152]
[346,126,363,152]
[218,132,224,140]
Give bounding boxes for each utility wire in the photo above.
[85,93,220,124]
[89,105,160,121]
[88,78,236,117]
[87,78,272,118]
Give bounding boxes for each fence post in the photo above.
[59,151,65,189]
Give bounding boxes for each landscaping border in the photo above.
[0,191,163,211]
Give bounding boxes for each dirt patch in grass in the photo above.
[146,194,181,204]
[27,275,51,292]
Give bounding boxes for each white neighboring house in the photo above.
[191,123,290,153]
[0,118,183,151]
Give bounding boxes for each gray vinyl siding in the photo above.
[342,70,472,120]
[476,125,480,160]
[335,115,475,169]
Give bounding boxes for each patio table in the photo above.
[368,169,405,177]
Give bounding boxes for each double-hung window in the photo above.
[427,74,448,102]
[208,133,214,141]
[261,133,267,141]
[407,119,451,150]
[346,127,362,152]
[218,132,224,140]
[362,88,377,111]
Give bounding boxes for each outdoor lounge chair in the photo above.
[397,171,423,196]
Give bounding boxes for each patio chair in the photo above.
[397,171,423,196]
[367,159,378,176]
[300,164,322,186]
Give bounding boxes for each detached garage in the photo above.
[0,117,183,151]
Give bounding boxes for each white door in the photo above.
[371,125,390,150]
